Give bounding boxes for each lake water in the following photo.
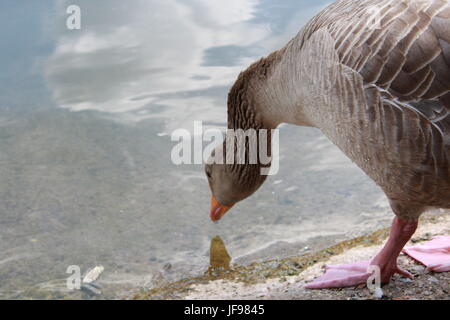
[0,0,393,299]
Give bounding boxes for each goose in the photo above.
[205,0,450,288]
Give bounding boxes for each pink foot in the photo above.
[304,261,371,289]
[305,217,418,289]
[304,260,412,289]
[403,236,450,272]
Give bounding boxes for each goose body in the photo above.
[256,0,450,219]
[205,0,450,288]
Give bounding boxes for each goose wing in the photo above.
[292,0,450,202]
[305,0,450,134]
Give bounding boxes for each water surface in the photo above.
[0,0,393,299]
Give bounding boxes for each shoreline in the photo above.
[133,213,450,300]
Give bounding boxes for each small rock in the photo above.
[163,263,172,272]
[371,287,384,299]
[410,265,425,274]
[428,276,439,284]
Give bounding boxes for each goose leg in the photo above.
[305,217,417,289]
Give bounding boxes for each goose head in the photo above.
[205,146,269,222]
[205,55,279,222]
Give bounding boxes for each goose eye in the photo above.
[205,168,212,179]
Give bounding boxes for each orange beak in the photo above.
[210,196,233,222]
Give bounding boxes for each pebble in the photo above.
[371,287,384,299]
[163,263,172,272]
[411,265,425,274]
[287,270,297,276]
[428,276,439,284]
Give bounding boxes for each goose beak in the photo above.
[210,196,233,222]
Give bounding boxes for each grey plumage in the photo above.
[205,0,450,287]
[226,0,450,220]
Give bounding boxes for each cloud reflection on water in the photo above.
[45,0,330,131]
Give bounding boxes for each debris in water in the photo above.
[81,266,104,296]
[81,283,102,296]
[163,263,172,272]
[83,266,104,284]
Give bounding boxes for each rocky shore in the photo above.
[133,213,450,300]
